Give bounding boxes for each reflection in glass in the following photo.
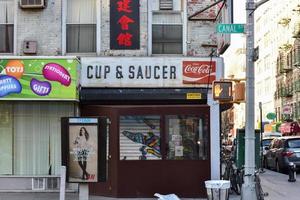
[166,115,208,160]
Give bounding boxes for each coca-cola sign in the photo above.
[183,61,216,84]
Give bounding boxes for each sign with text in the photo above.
[110,0,140,49]
[81,57,222,88]
[0,59,79,100]
[283,105,292,115]
[183,61,216,84]
[186,93,202,100]
[217,24,245,34]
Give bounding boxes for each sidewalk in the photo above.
[227,169,300,200]
[1,169,297,200]
[0,192,240,200]
[261,169,300,200]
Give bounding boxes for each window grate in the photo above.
[159,0,173,10]
[32,178,45,190]
[20,0,45,8]
[46,177,60,190]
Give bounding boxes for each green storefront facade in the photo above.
[0,57,79,190]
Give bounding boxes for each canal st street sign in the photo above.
[217,24,245,33]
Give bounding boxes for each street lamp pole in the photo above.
[243,0,269,199]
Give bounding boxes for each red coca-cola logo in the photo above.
[183,61,216,84]
[184,64,211,74]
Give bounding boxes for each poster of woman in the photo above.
[68,125,98,182]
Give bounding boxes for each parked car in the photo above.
[262,137,275,156]
[264,136,300,173]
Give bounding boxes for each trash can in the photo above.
[205,180,230,200]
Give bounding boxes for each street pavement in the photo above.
[0,169,298,200]
[0,191,239,200]
[260,169,300,200]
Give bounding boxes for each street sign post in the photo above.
[217,23,245,33]
[243,1,270,200]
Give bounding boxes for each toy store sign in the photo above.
[0,59,79,100]
[81,57,218,88]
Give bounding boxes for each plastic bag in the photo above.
[154,193,181,200]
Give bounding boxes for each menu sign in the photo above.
[110,0,140,49]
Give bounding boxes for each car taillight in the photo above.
[282,151,294,157]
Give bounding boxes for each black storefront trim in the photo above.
[80,88,208,105]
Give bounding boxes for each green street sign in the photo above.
[266,112,276,120]
[217,24,245,34]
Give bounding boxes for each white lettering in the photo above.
[184,65,211,74]
[6,66,24,73]
[0,78,12,85]
[33,84,49,94]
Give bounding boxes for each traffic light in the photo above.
[212,81,233,101]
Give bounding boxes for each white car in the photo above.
[262,132,282,138]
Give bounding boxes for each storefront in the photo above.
[280,121,300,136]
[80,57,223,197]
[0,57,79,191]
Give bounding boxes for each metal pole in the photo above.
[259,102,264,172]
[242,0,256,199]
[60,166,66,200]
[259,102,263,134]
[243,0,270,199]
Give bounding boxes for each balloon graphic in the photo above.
[0,75,22,97]
[30,78,51,96]
[42,63,71,86]
[5,60,24,79]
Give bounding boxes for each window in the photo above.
[0,0,14,53]
[119,116,161,160]
[166,115,208,160]
[160,0,173,10]
[287,139,300,148]
[152,24,182,54]
[0,102,74,175]
[262,139,272,147]
[119,114,209,161]
[66,0,96,53]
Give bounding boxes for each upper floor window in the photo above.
[0,0,14,53]
[152,24,182,54]
[160,0,173,10]
[66,0,96,53]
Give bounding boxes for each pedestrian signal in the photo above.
[234,82,245,102]
[213,81,233,101]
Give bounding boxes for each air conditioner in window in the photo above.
[20,0,45,9]
[32,178,46,190]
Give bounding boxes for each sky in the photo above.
[222,0,246,75]
[231,0,246,49]
[233,0,246,24]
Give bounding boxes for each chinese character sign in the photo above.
[110,0,140,49]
